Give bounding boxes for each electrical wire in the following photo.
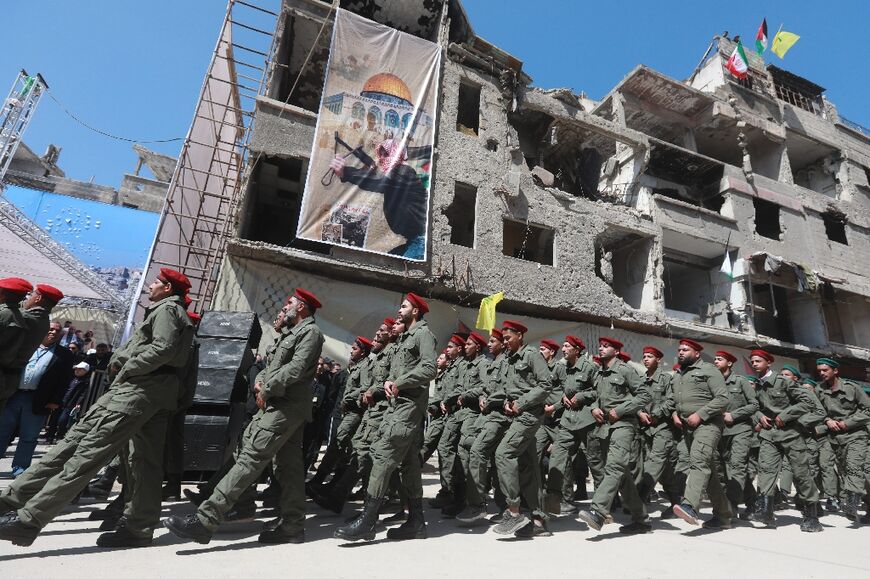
[45,91,183,144]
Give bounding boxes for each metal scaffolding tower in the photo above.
[127,0,279,329]
[0,70,47,187]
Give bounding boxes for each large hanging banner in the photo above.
[296,9,441,261]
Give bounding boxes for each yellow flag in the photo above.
[475,291,504,332]
[771,30,800,58]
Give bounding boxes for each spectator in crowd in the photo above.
[85,343,112,372]
[82,330,96,352]
[45,361,92,443]
[0,321,74,476]
[67,342,86,364]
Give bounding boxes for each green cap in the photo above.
[801,378,817,386]
[816,357,839,368]
[781,364,801,378]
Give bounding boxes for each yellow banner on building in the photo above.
[296,9,441,261]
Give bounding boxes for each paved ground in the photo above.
[2,442,870,578]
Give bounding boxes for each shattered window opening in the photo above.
[241,156,329,254]
[445,182,477,248]
[822,212,848,245]
[502,219,554,266]
[753,198,782,240]
[457,82,481,135]
[595,230,654,310]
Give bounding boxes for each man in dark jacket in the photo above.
[0,321,74,474]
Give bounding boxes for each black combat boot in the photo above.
[313,458,360,514]
[842,492,863,521]
[96,526,153,548]
[162,514,212,544]
[89,492,125,522]
[334,494,383,541]
[0,516,40,546]
[306,445,340,495]
[637,474,655,504]
[800,502,824,533]
[87,463,120,499]
[386,497,427,540]
[750,495,776,528]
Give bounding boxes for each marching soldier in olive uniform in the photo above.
[669,339,732,529]
[537,339,563,476]
[336,292,437,542]
[447,332,489,517]
[748,349,824,532]
[306,336,373,494]
[712,350,759,520]
[164,287,323,545]
[636,346,682,519]
[578,337,651,534]
[421,349,449,464]
[3,283,60,417]
[0,278,33,416]
[800,377,841,512]
[314,329,392,513]
[814,357,870,522]
[544,336,597,516]
[0,270,191,548]
[456,329,510,525]
[489,320,552,537]
[432,334,470,513]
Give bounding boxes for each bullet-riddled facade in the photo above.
[211,1,870,380]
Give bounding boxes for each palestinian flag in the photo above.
[726,40,749,79]
[756,18,768,54]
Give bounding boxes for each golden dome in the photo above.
[362,73,412,104]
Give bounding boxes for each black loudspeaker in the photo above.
[197,311,262,346]
[192,337,255,405]
[183,404,245,471]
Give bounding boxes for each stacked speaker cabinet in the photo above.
[183,311,262,473]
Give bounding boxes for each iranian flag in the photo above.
[756,18,768,54]
[726,40,749,79]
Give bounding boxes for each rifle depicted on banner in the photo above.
[321,131,376,186]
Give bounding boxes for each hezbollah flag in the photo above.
[726,40,749,79]
[755,18,768,54]
[475,291,504,332]
[771,29,800,58]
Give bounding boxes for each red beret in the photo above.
[0,277,33,294]
[715,350,737,363]
[679,338,703,352]
[540,339,559,352]
[449,334,465,346]
[565,335,585,350]
[672,363,681,371]
[294,288,322,311]
[355,336,373,351]
[617,352,632,362]
[643,346,663,359]
[36,284,64,303]
[405,292,428,314]
[184,294,192,307]
[490,328,503,340]
[749,349,774,363]
[599,337,623,350]
[469,332,487,348]
[383,317,396,327]
[159,268,191,292]
[187,311,201,323]
[441,348,449,356]
[502,320,528,334]
[592,356,601,366]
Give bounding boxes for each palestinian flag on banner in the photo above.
[726,40,749,79]
[756,18,768,54]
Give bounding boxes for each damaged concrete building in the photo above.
[195,1,869,380]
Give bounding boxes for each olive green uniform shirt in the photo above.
[672,358,729,422]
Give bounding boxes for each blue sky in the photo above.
[2,1,868,268]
